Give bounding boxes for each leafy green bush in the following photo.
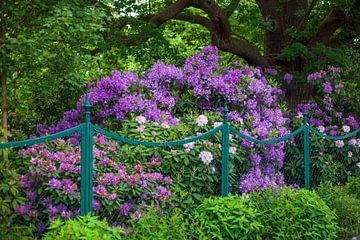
[317,181,360,239]
[194,188,338,240]
[0,134,34,240]
[194,195,263,240]
[345,176,360,199]
[127,207,194,240]
[43,214,123,240]
[249,188,338,240]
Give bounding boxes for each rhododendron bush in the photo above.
[40,46,290,187]
[284,67,360,186]
[16,134,172,234]
[18,46,297,230]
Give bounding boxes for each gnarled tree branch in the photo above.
[308,10,347,47]
[173,13,215,32]
[149,0,192,26]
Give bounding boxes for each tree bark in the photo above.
[308,10,347,47]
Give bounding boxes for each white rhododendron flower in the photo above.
[317,126,325,133]
[213,122,222,128]
[199,151,213,165]
[348,151,353,158]
[349,139,357,146]
[335,140,344,148]
[135,115,146,124]
[183,141,195,150]
[196,115,208,127]
[229,147,237,154]
[342,125,350,133]
[357,162,360,168]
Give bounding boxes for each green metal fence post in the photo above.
[80,95,94,215]
[221,102,230,197]
[303,110,310,190]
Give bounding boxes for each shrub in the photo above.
[285,67,360,187]
[194,195,263,240]
[37,46,291,194]
[249,188,338,240]
[0,153,34,239]
[345,176,360,199]
[16,46,295,228]
[317,181,360,239]
[194,188,338,240]
[126,207,194,240]
[15,135,172,231]
[43,214,123,240]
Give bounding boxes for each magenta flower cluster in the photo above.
[16,134,172,231]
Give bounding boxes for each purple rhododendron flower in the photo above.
[323,82,333,94]
[49,178,61,189]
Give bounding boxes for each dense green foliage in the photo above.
[194,188,338,240]
[126,207,194,240]
[1,0,360,132]
[195,195,263,239]
[317,178,360,239]
[43,214,123,240]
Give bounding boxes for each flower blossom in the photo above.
[283,73,293,84]
[342,125,350,133]
[317,126,325,133]
[135,115,146,124]
[323,82,333,94]
[229,147,237,154]
[136,125,145,132]
[213,122,222,128]
[196,115,208,127]
[335,140,344,148]
[199,151,213,165]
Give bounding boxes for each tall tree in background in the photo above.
[0,0,106,133]
[110,0,360,70]
[1,0,360,134]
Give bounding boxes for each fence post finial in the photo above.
[221,101,230,197]
[303,110,308,125]
[83,95,92,117]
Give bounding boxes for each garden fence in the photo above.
[0,95,359,216]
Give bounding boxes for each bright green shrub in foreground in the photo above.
[345,176,360,199]
[194,188,338,240]
[317,180,360,239]
[249,188,338,240]
[43,214,123,240]
[127,207,194,240]
[194,195,263,240]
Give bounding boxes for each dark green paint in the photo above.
[80,95,94,216]
[303,111,310,190]
[221,103,230,197]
